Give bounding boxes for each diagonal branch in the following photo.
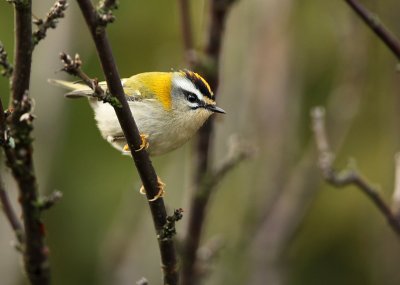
[311,107,400,236]
[345,0,400,60]
[74,1,178,284]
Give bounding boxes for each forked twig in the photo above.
[311,107,400,236]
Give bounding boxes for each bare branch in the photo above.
[311,106,400,236]
[0,42,13,78]
[345,0,400,60]
[74,1,178,284]
[33,0,68,46]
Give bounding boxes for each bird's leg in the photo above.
[107,135,125,143]
[122,133,149,153]
[140,177,166,202]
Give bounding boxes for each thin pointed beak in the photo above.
[206,105,226,114]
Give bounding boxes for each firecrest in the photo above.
[49,70,225,156]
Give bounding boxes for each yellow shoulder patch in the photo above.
[124,72,172,110]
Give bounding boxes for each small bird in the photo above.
[49,70,225,155]
[49,70,225,200]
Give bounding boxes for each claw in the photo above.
[122,134,149,154]
[140,177,166,202]
[136,133,149,152]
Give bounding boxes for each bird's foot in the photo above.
[140,177,166,202]
[122,133,149,154]
[135,133,149,152]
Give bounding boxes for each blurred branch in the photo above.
[74,1,178,284]
[177,0,196,65]
[203,136,254,195]
[311,107,400,236]
[345,0,400,60]
[0,42,13,78]
[392,154,400,218]
[181,1,237,284]
[33,0,68,46]
[196,236,224,280]
[182,137,250,284]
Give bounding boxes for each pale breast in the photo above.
[91,100,211,156]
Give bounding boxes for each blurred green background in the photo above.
[1,1,400,284]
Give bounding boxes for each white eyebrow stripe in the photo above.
[174,76,204,101]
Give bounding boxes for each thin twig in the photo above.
[311,107,400,236]
[345,0,400,60]
[181,1,237,284]
[203,136,253,194]
[59,52,121,106]
[0,42,13,78]
[0,174,25,244]
[36,191,63,211]
[33,0,68,46]
[6,1,51,284]
[74,1,178,284]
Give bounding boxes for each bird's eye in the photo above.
[186,92,198,103]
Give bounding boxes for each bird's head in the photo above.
[169,70,225,117]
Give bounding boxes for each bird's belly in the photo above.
[92,101,204,156]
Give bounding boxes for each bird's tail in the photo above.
[48,79,93,98]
